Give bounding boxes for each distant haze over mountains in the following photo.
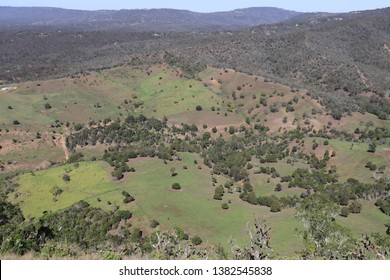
[0,6,302,31]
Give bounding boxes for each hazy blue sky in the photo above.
[0,0,389,13]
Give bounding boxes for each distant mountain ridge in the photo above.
[0,6,389,119]
[0,6,302,31]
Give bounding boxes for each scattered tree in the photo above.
[62,174,70,182]
[191,236,203,245]
[348,201,362,214]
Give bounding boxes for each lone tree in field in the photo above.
[213,185,224,200]
[170,167,177,177]
[191,236,202,245]
[195,105,203,111]
[348,201,362,214]
[150,219,160,228]
[62,174,70,182]
[270,200,282,212]
[123,195,135,204]
[368,142,377,153]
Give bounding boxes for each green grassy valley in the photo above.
[1,6,389,260]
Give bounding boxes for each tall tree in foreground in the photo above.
[296,197,354,259]
[246,219,272,260]
[230,219,272,260]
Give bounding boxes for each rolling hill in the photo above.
[1,7,388,121]
[0,5,389,260]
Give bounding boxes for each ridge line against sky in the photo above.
[0,0,389,13]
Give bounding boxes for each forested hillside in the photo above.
[1,8,389,119]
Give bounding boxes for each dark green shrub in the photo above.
[348,201,362,214]
[191,236,203,245]
[123,196,135,204]
[340,207,350,217]
[150,220,160,228]
[62,174,70,182]
[270,200,282,212]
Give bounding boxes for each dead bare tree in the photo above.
[245,219,272,260]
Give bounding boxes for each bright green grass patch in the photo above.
[138,75,222,118]
[304,137,389,183]
[40,88,127,124]
[337,200,389,237]
[116,153,302,254]
[13,161,119,218]
[250,173,303,198]
[1,66,224,128]
[326,139,389,183]
[249,159,308,197]
[268,208,302,257]
[1,86,123,128]
[0,91,52,127]
[12,153,304,256]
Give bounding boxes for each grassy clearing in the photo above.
[337,200,389,237]
[1,147,63,169]
[301,137,389,183]
[0,65,229,129]
[12,153,304,256]
[117,153,303,252]
[0,90,52,128]
[0,131,65,173]
[76,145,108,160]
[138,74,222,118]
[250,173,304,198]
[324,138,388,183]
[13,161,118,218]
[168,110,244,128]
[338,112,388,132]
[248,159,309,197]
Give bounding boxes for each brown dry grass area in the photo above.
[266,115,297,132]
[199,67,344,134]
[2,160,53,173]
[0,129,66,172]
[168,110,244,128]
[377,149,390,160]
[300,138,336,159]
